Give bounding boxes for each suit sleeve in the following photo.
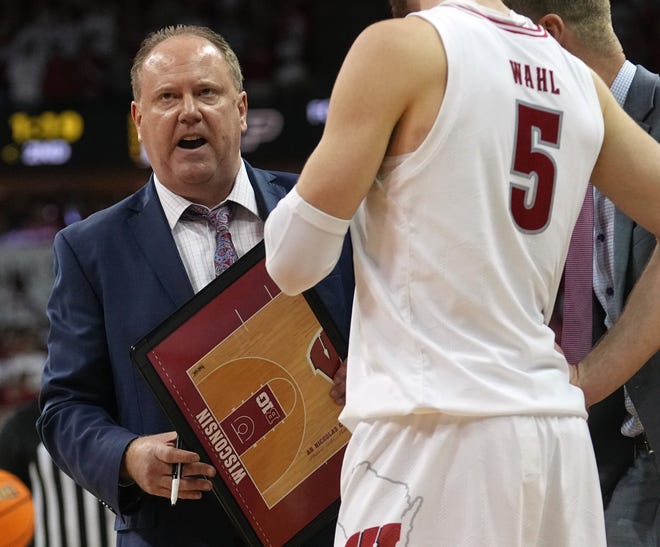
[37,230,138,513]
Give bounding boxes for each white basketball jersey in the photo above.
[339,1,604,431]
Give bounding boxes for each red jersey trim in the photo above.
[444,3,549,38]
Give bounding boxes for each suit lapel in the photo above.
[244,161,291,219]
[124,166,291,307]
[126,180,194,308]
[612,65,658,313]
[622,65,657,134]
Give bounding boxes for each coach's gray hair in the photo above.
[130,25,244,100]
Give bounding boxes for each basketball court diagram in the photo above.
[138,253,349,544]
[187,288,350,509]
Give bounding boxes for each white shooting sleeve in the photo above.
[264,186,351,295]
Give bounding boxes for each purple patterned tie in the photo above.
[184,203,239,275]
[559,184,594,364]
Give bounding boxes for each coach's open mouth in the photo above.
[179,137,206,149]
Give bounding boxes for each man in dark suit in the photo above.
[37,25,354,547]
[506,1,660,544]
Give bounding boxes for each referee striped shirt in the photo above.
[30,443,116,547]
[0,400,116,547]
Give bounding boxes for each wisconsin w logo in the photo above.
[345,523,402,546]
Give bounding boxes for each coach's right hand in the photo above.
[120,431,216,500]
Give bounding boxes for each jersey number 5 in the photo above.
[510,101,562,233]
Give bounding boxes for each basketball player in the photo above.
[505,2,660,544]
[264,0,660,545]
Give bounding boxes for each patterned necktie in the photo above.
[183,203,239,275]
[559,184,594,364]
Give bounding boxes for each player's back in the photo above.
[342,1,604,428]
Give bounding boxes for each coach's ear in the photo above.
[538,13,567,44]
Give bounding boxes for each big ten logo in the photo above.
[223,384,286,454]
[256,390,281,425]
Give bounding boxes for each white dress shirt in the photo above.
[593,60,644,438]
[154,162,264,293]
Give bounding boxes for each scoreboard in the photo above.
[1,105,140,169]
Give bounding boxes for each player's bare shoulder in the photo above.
[348,17,445,77]
[372,17,447,156]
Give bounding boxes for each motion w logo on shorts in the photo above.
[338,461,423,546]
[345,523,402,546]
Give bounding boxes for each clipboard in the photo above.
[130,241,349,546]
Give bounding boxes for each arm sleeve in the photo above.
[265,187,351,295]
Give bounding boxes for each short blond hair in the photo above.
[506,0,621,56]
[130,25,244,101]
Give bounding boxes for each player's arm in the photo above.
[575,246,660,407]
[294,17,439,219]
[591,73,660,234]
[574,73,660,406]
[265,17,444,294]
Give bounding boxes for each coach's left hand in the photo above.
[331,360,347,405]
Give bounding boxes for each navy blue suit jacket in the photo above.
[37,162,354,546]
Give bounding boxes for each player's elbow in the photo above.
[264,188,350,296]
[266,256,332,296]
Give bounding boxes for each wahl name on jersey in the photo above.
[509,60,561,95]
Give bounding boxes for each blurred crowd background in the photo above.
[0,0,658,423]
